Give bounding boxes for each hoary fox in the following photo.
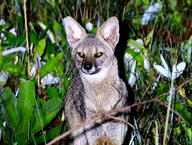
[63,16,130,145]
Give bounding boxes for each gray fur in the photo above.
[64,16,130,145]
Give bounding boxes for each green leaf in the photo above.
[17,81,36,135]
[0,39,2,64]
[35,39,46,56]
[3,31,17,45]
[32,97,62,134]
[4,63,20,76]
[30,31,39,45]
[168,0,177,11]
[47,87,59,99]
[0,23,11,30]
[53,21,61,36]
[125,48,144,64]
[40,52,63,77]
[144,29,154,46]
[175,103,192,124]
[17,15,24,32]
[35,124,63,144]
[91,27,97,34]
[127,39,145,52]
[1,88,18,128]
[186,128,192,141]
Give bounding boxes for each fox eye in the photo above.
[94,52,103,58]
[77,52,85,58]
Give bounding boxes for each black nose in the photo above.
[84,64,92,70]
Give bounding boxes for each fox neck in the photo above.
[80,58,121,112]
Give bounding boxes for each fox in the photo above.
[63,16,131,145]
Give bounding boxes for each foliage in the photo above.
[0,0,191,144]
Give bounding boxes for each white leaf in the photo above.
[41,73,61,87]
[0,19,5,25]
[128,72,137,87]
[39,22,55,43]
[124,53,133,70]
[131,61,136,73]
[144,57,150,71]
[172,62,186,79]
[154,64,171,78]
[177,62,186,72]
[29,65,37,79]
[124,53,133,62]
[160,54,171,74]
[2,47,26,56]
[0,71,9,85]
[128,61,137,87]
[9,28,17,36]
[141,2,162,25]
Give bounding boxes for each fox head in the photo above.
[63,16,119,79]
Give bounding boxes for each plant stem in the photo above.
[23,0,30,77]
[155,121,159,145]
[163,78,174,145]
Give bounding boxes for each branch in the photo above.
[46,98,158,145]
[156,77,192,99]
[47,77,192,145]
[108,115,135,129]
[156,99,190,126]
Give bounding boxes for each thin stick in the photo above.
[163,79,174,145]
[23,0,30,77]
[108,115,135,129]
[155,121,159,145]
[47,78,192,145]
[157,77,192,99]
[156,99,190,125]
[46,98,158,145]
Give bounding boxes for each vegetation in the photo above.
[0,0,191,144]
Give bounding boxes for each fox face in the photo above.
[72,34,114,75]
[63,16,119,80]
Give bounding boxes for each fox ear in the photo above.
[63,16,86,48]
[97,17,119,49]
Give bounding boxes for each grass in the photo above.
[0,0,192,144]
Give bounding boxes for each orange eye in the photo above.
[77,52,85,58]
[94,52,103,58]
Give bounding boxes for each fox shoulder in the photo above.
[64,74,86,122]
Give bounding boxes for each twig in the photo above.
[24,0,29,53]
[108,115,135,130]
[155,121,159,145]
[163,78,174,145]
[156,77,192,99]
[156,99,190,126]
[47,78,192,145]
[23,0,30,77]
[46,98,158,145]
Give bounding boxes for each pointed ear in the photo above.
[63,16,86,48]
[96,17,119,49]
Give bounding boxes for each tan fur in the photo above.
[95,135,116,145]
[63,16,130,145]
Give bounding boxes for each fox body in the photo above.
[63,16,130,145]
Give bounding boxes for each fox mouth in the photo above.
[81,68,100,75]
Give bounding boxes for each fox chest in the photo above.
[84,86,121,114]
